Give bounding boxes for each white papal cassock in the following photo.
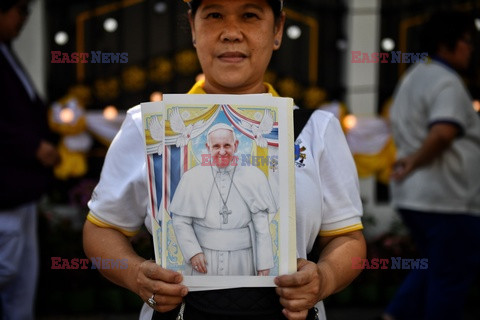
[170,163,278,276]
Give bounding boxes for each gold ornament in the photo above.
[122,66,147,92]
[67,84,92,107]
[263,70,278,86]
[277,77,303,100]
[94,78,119,101]
[303,86,327,109]
[48,97,92,180]
[149,57,173,84]
[175,49,200,75]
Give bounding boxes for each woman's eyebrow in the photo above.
[199,3,265,13]
[199,4,223,12]
[241,3,265,13]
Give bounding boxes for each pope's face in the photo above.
[206,129,239,168]
[189,0,285,94]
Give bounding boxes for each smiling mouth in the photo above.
[218,52,247,63]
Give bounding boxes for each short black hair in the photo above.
[188,0,283,19]
[422,10,475,55]
[0,0,24,12]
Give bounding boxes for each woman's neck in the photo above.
[203,81,268,95]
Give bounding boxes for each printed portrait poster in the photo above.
[141,102,164,263]
[141,94,296,290]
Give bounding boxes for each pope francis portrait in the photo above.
[170,123,278,277]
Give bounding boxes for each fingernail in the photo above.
[174,274,182,283]
[181,288,188,296]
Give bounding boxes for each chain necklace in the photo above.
[211,165,237,224]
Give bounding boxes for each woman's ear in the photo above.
[188,10,196,47]
[273,12,286,50]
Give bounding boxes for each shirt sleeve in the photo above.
[427,74,471,131]
[317,114,363,236]
[87,106,148,236]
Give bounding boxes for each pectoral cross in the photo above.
[219,204,231,224]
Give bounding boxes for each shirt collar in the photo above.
[187,79,280,97]
[430,55,456,72]
[212,164,236,174]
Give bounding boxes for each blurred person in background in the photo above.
[0,0,59,318]
[384,10,480,320]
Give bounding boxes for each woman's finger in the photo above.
[141,260,183,283]
[282,308,309,320]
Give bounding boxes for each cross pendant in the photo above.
[219,205,232,224]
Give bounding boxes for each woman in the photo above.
[83,1,366,319]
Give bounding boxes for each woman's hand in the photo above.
[136,260,189,313]
[274,258,324,320]
[274,231,366,320]
[83,222,189,313]
[190,253,207,273]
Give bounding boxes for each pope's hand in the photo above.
[274,258,322,320]
[137,260,188,313]
[190,253,207,273]
[257,269,270,276]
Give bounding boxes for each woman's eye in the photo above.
[206,12,222,19]
[244,12,259,19]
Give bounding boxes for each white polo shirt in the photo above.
[87,83,363,320]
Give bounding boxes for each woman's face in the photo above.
[189,0,285,94]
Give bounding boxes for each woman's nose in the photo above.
[221,18,243,42]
